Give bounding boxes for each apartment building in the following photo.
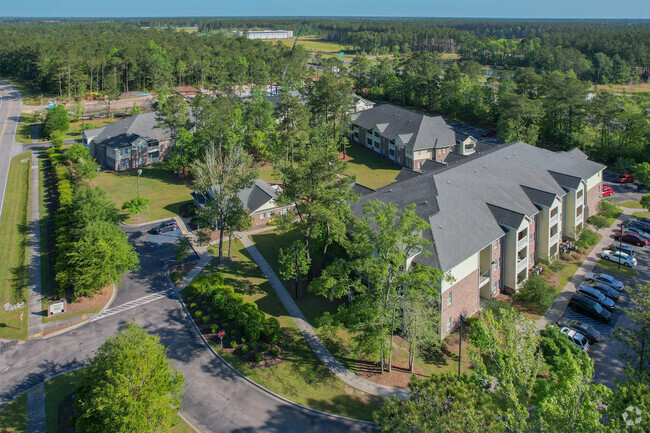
[351,141,605,336]
[349,104,476,170]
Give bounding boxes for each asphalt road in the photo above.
[0,223,374,433]
[0,81,22,223]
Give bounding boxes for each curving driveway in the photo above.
[0,223,374,432]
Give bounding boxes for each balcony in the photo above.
[517,257,528,272]
[517,235,528,250]
[479,269,490,287]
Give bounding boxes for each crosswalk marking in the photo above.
[92,289,175,322]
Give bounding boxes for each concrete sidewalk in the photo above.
[240,235,410,400]
[27,152,43,339]
[26,383,45,433]
[173,216,212,291]
[536,209,633,330]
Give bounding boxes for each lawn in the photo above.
[257,164,281,184]
[619,200,643,209]
[0,391,27,433]
[44,369,195,433]
[202,239,382,420]
[0,152,31,341]
[343,144,401,189]
[62,118,119,142]
[596,259,639,278]
[267,37,352,54]
[93,164,193,224]
[590,82,650,94]
[631,211,650,219]
[15,113,42,144]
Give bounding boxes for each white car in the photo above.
[584,273,625,292]
[560,327,590,352]
[601,249,637,267]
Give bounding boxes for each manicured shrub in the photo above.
[235,312,249,331]
[212,313,220,322]
[190,302,197,309]
[212,293,225,312]
[230,340,237,348]
[202,316,210,324]
[231,293,246,307]
[254,353,263,362]
[210,324,219,334]
[261,318,280,344]
[245,320,261,343]
[576,228,600,248]
[194,310,203,319]
[588,214,609,230]
[261,343,269,351]
[514,276,556,313]
[187,296,194,303]
[241,345,250,354]
[207,307,215,314]
[224,301,237,321]
[597,199,622,219]
[270,347,280,357]
[250,342,258,350]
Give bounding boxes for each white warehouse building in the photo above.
[236,30,294,39]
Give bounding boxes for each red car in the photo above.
[602,186,614,196]
[615,174,636,183]
[614,231,648,246]
[481,130,497,137]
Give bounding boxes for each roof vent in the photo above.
[446,180,450,184]
[484,165,488,169]
[384,189,392,193]
[439,225,443,229]
[473,169,477,173]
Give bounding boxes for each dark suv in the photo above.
[152,221,178,234]
[576,286,616,311]
[567,294,612,324]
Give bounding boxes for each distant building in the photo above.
[235,30,294,40]
[82,112,171,171]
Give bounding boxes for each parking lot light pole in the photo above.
[619,222,628,270]
[137,168,142,197]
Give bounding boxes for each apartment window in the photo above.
[446,317,452,331]
[577,205,583,217]
[518,229,527,241]
[367,138,372,146]
[389,148,395,157]
[389,139,395,145]
[397,156,401,164]
[499,257,502,268]
[375,141,380,149]
[577,189,583,199]
[374,131,380,138]
[550,207,558,218]
[550,224,558,238]
[418,161,424,169]
[447,292,452,306]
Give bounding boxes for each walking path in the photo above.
[240,234,410,400]
[536,208,633,330]
[173,216,213,290]
[27,151,43,339]
[26,383,45,433]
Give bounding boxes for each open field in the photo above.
[0,152,31,341]
[0,390,27,433]
[202,239,382,420]
[93,164,193,224]
[17,114,119,144]
[266,37,352,54]
[590,82,650,95]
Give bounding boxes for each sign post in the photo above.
[20,311,23,329]
[218,330,225,348]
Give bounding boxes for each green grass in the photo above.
[0,391,27,433]
[44,369,195,432]
[619,200,643,209]
[41,307,102,324]
[0,152,31,340]
[62,118,119,142]
[557,262,582,289]
[266,37,352,54]
[344,144,401,189]
[596,259,639,277]
[15,113,42,144]
[257,164,281,184]
[632,211,650,219]
[202,238,382,420]
[93,164,193,223]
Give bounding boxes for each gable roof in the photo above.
[86,112,171,149]
[237,179,278,213]
[352,104,456,151]
[350,141,606,272]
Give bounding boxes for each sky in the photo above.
[3,0,650,19]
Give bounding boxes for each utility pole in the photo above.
[137,168,142,197]
[458,315,466,377]
[618,222,628,270]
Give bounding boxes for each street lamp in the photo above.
[458,314,467,378]
[618,222,629,270]
[137,168,142,197]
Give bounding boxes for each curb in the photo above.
[166,269,376,429]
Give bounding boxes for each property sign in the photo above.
[48,300,66,317]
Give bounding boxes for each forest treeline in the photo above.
[0,22,308,96]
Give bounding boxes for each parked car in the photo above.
[567,294,612,324]
[630,216,650,225]
[615,174,636,183]
[583,281,621,302]
[625,226,650,240]
[614,231,648,247]
[585,273,626,292]
[602,186,614,196]
[601,249,637,267]
[630,221,650,233]
[556,318,601,344]
[151,221,178,234]
[607,243,635,257]
[577,286,616,311]
[560,327,590,352]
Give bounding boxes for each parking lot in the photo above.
[557,215,649,387]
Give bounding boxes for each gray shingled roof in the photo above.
[87,112,171,149]
[350,141,605,272]
[237,179,278,213]
[352,104,456,151]
[268,90,302,108]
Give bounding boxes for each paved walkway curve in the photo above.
[240,235,410,401]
